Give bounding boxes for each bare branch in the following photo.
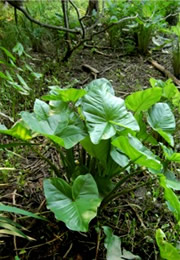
[69,0,85,38]
[7,2,81,34]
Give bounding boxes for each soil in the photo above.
[0,42,178,260]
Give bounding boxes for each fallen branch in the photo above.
[82,64,99,79]
[149,59,180,87]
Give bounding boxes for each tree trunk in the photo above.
[86,0,99,16]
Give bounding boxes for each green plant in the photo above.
[171,23,180,79]
[0,78,180,234]
[103,226,141,260]
[156,229,180,260]
[0,45,43,119]
[0,203,45,239]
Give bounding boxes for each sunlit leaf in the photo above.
[0,122,32,140]
[156,229,180,260]
[125,87,162,113]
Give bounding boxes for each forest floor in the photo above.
[0,44,178,260]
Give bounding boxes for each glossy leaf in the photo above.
[44,174,101,232]
[82,82,139,144]
[125,87,162,113]
[156,229,180,260]
[21,109,86,149]
[147,103,175,146]
[112,135,162,170]
[85,78,115,95]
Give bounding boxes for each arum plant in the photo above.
[0,78,179,233]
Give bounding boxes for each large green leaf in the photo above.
[156,229,180,260]
[21,108,86,149]
[147,103,175,146]
[85,78,115,95]
[112,135,162,170]
[43,174,101,232]
[160,176,180,224]
[0,122,32,140]
[82,83,139,144]
[125,87,162,113]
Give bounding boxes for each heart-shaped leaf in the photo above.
[43,174,101,232]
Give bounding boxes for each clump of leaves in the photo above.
[0,78,180,238]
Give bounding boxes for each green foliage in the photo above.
[160,176,180,225]
[156,229,180,260]
[1,77,180,234]
[0,203,46,239]
[0,45,43,119]
[103,226,141,260]
[125,87,162,113]
[44,174,101,232]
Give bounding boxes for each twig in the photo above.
[100,64,116,75]
[149,59,180,87]
[63,243,73,259]
[125,200,147,229]
[95,229,101,260]
[7,2,81,34]
[92,48,113,57]
[69,0,85,38]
